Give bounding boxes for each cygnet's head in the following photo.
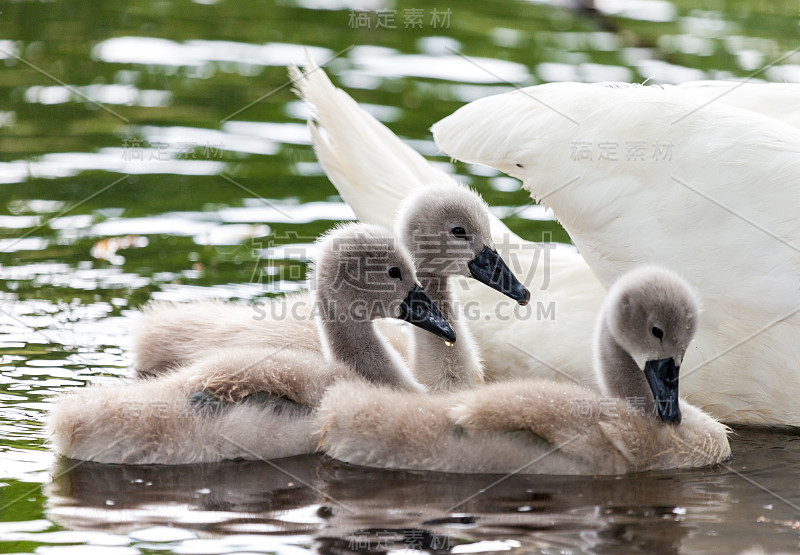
[395,184,530,304]
[313,223,456,342]
[601,266,701,424]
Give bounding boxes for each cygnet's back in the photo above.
[49,224,454,464]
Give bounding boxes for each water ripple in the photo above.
[93,37,332,68]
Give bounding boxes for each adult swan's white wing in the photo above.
[678,80,800,129]
[433,81,800,426]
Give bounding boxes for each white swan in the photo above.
[317,266,731,475]
[294,65,800,426]
[432,81,800,426]
[291,65,800,425]
[49,223,453,464]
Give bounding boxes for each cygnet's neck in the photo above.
[595,320,658,418]
[316,294,423,392]
[411,269,483,392]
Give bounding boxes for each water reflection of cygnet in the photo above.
[45,429,800,553]
[45,455,327,537]
[314,460,732,553]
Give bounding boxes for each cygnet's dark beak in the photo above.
[467,245,531,305]
[398,284,456,343]
[644,357,681,425]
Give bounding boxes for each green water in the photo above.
[1,0,800,552]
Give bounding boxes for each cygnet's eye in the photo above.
[651,326,664,340]
[451,226,468,240]
[388,266,402,279]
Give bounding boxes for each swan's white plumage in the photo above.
[678,80,800,129]
[290,64,456,229]
[432,81,800,426]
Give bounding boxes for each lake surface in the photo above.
[1,0,799,552]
